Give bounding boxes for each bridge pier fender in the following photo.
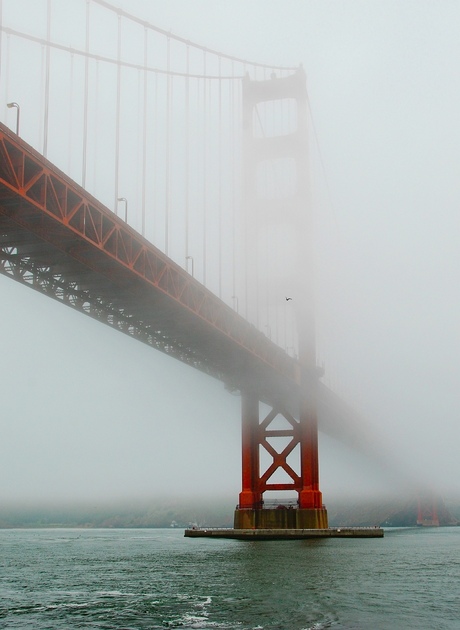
[234,508,328,529]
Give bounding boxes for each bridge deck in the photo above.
[0,122,370,448]
[0,122,298,402]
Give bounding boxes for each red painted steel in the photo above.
[0,122,301,406]
[239,393,261,508]
[298,386,323,509]
[238,392,323,509]
[0,123,373,454]
[238,69,324,512]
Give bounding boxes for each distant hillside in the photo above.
[328,496,460,528]
[1,495,459,529]
[0,498,235,529]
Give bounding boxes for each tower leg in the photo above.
[296,381,328,528]
[234,389,328,530]
[299,383,323,510]
[238,392,261,510]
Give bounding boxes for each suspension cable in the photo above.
[0,26,262,80]
[91,0,297,71]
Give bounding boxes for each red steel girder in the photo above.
[0,122,299,401]
[239,394,303,507]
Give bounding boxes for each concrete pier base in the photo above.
[184,527,384,540]
[234,507,329,530]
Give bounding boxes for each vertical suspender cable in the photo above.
[4,34,11,126]
[255,72,262,329]
[43,0,51,157]
[136,67,142,227]
[170,67,174,252]
[231,61,236,307]
[39,44,44,150]
[114,12,121,212]
[153,70,158,243]
[242,62,248,319]
[141,27,147,236]
[165,36,170,255]
[92,60,99,194]
[82,0,90,188]
[195,69,200,267]
[68,52,74,175]
[3,35,22,142]
[218,56,222,298]
[202,50,207,285]
[185,45,190,263]
[269,75,278,334]
[274,78,280,344]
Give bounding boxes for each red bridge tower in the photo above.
[234,69,328,529]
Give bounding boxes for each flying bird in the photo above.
[285,297,292,301]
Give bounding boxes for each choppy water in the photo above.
[0,527,458,629]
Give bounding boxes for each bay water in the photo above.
[0,527,458,629]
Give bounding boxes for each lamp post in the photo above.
[186,255,194,277]
[117,197,128,222]
[7,102,20,135]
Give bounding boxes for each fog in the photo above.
[1,0,459,509]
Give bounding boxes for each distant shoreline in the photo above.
[1,496,459,529]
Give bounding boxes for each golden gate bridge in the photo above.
[0,0,432,531]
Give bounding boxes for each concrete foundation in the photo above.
[234,507,329,530]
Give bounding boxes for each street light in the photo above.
[7,102,20,135]
[186,255,194,277]
[117,197,128,222]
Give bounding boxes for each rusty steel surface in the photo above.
[0,122,301,406]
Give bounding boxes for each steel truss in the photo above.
[0,122,299,402]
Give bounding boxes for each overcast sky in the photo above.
[1,0,459,506]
